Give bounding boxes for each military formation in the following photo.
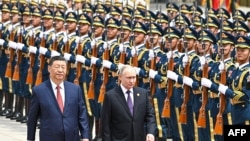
[0,0,250,140]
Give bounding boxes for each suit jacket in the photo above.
[101,86,156,141]
[27,80,89,141]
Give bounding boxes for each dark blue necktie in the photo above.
[126,90,133,115]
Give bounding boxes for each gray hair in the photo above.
[118,65,136,75]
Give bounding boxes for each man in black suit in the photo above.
[101,65,156,141]
[27,56,89,141]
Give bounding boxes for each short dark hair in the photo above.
[48,56,67,66]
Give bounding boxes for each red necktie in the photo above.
[56,86,64,113]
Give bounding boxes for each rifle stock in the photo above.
[26,35,35,84]
[149,55,156,96]
[98,48,109,103]
[179,61,190,124]
[197,61,209,128]
[65,40,70,75]
[35,36,46,86]
[162,56,174,118]
[12,29,23,81]
[87,43,97,99]
[132,49,138,86]
[214,69,226,135]
[5,31,15,78]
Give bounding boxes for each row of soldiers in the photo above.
[0,0,250,141]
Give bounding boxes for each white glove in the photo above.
[51,33,56,41]
[28,30,33,37]
[199,56,206,66]
[29,46,37,54]
[39,31,44,38]
[0,39,5,45]
[131,47,136,57]
[64,52,72,61]
[39,47,48,55]
[119,44,125,52]
[75,54,86,64]
[0,24,2,30]
[75,36,80,44]
[17,43,24,50]
[219,61,225,71]
[8,41,17,49]
[182,54,188,66]
[63,36,68,43]
[183,76,193,87]
[166,51,172,59]
[149,49,154,59]
[167,70,178,81]
[103,42,108,50]
[91,56,99,65]
[218,84,228,95]
[133,67,141,75]
[102,60,112,69]
[8,25,13,32]
[201,78,212,88]
[51,50,60,57]
[149,69,158,79]
[118,63,124,70]
[91,40,96,48]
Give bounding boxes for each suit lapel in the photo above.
[116,86,133,117]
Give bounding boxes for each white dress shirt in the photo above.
[50,79,65,105]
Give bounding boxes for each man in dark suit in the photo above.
[27,56,89,141]
[101,65,156,141]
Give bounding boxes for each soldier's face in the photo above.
[123,29,131,40]
[93,26,104,37]
[247,20,250,29]
[197,41,211,54]
[43,18,53,28]
[79,24,90,34]
[218,44,233,57]
[186,38,196,50]
[23,15,30,24]
[166,37,178,49]
[75,2,82,9]
[2,12,10,22]
[67,21,77,31]
[11,13,19,23]
[236,48,250,64]
[107,27,119,39]
[208,26,218,35]
[134,32,145,44]
[148,33,160,46]
[32,16,41,27]
[55,20,64,31]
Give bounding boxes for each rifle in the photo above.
[12,6,23,81]
[197,18,208,128]
[98,22,109,103]
[214,8,225,135]
[162,27,174,118]
[179,25,190,124]
[131,0,138,86]
[73,10,82,85]
[87,23,97,99]
[5,4,14,78]
[149,20,156,97]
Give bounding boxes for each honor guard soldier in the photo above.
[93,3,109,20]
[167,27,200,141]
[56,0,68,12]
[144,10,156,24]
[156,12,169,31]
[179,4,191,22]
[134,9,145,23]
[147,22,168,141]
[37,8,55,83]
[201,31,235,141]
[63,10,79,82]
[192,15,205,32]
[82,1,93,18]
[109,6,122,21]
[122,6,133,20]
[194,29,217,141]
[53,10,67,55]
[216,8,231,20]
[216,36,250,125]
[0,3,11,116]
[130,21,149,89]
[89,15,106,141]
[5,3,22,119]
[246,11,250,30]
[166,2,179,21]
